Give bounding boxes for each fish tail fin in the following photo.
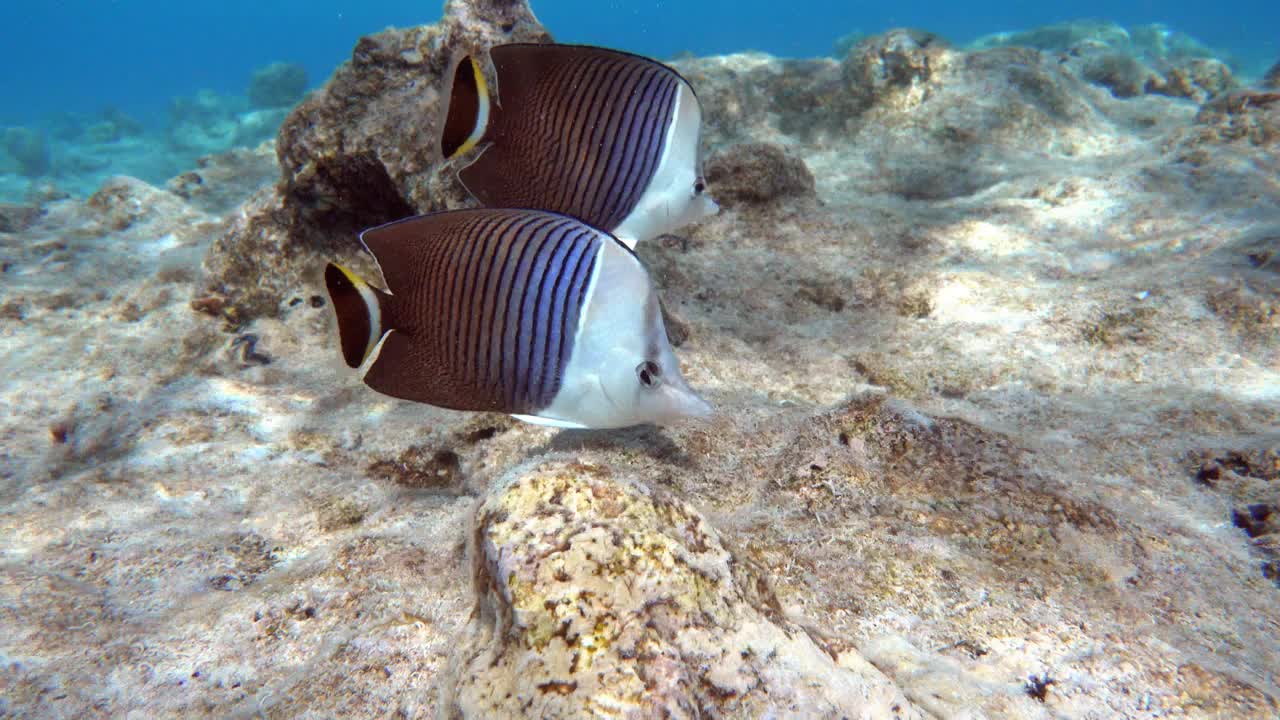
[439,53,492,160]
[325,262,389,368]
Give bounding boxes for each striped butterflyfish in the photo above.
[324,208,712,429]
[439,43,719,250]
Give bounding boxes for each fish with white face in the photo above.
[324,208,711,429]
[440,43,720,249]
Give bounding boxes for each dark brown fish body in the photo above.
[324,209,711,428]
[441,44,718,248]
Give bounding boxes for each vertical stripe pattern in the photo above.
[359,209,601,414]
[459,44,683,233]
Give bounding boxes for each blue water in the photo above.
[1,0,1275,127]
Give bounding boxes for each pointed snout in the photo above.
[661,381,713,423]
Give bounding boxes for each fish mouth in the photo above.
[664,383,713,421]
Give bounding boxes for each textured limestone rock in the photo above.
[841,29,950,116]
[443,458,921,718]
[678,32,1110,201]
[86,176,212,234]
[165,142,279,214]
[1080,52,1151,98]
[1182,90,1280,149]
[672,53,841,145]
[970,20,1132,53]
[198,0,550,323]
[703,142,817,208]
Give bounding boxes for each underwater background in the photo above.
[3,0,1280,717]
[1,0,1278,199]
[3,1,1278,125]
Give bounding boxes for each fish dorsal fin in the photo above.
[357,213,455,294]
[440,53,491,160]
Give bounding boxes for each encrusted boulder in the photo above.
[1181,90,1280,150]
[442,458,920,719]
[166,142,279,213]
[0,203,42,234]
[841,29,951,116]
[197,0,550,324]
[672,54,842,145]
[703,142,817,208]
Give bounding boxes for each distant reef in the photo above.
[0,61,311,201]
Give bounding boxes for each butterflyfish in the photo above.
[325,208,712,429]
[440,43,719,249]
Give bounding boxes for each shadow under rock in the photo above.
[533,425,696,468]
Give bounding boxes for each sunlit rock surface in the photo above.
[2,10,1279,719]
[444,459,919,718]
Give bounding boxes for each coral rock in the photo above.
[199,0,550,323]
[443,459,920,719]
[704,142,817,208]
[1081,52,1151,98]
[166,142,279,214]
[842,29,950,116]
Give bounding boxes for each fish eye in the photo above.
[694,180,706,195]
[636,360,662,388]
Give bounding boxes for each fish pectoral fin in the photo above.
[511,413,590,430]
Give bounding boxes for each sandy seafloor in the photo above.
[2,8,1279,719]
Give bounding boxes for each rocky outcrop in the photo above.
[197,0,550,325]
[972,19,1236,102]
[703,142,817,208]
[443,459,920,718]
